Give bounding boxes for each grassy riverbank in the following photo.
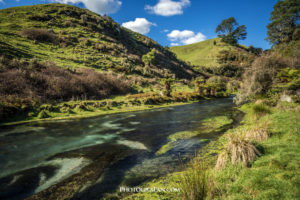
[1,91,212,126]
[117,101,300,200]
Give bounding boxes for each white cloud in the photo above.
[145,0,190,16]
[163,29,169,33]
[0,0,4,4]
[170,43,180,46]
[167,30,194,41]
[167,30,206,45]
[122,18,156,34]
[53,0,122,15]
[181,32,206,45]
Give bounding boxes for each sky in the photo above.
[0,0,278,49]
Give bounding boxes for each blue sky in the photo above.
[0,0,278,49]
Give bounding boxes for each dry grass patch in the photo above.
[215,133,261,170]
[245,127,269,142]
[20,29,58,43]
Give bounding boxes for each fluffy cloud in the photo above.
[53,0,122,15]
[122,18,156,35]
[167,30,206,45]
[167,30,194,41]
[170,43,180,46]
[181,33,206,45]
[145,0,190,16]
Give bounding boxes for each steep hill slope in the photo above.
[170,38,250,67]
[0,3,195,79]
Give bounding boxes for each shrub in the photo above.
[288,77,300,90]
[37,110,50,119]
[62,20,75,27]
[226,80,240,93]
[240,53,287,97]
[212,64,243,78]
[28,14,52,21]
[215,133,261,170]
[20,29,58,43]
[79,37,92,46]
[142,48,157,66]
[206,76,227,91]
[0,58,132,120]
[276,68,299,83]
[161,78,174,97]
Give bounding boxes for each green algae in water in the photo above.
[156,116,233,155]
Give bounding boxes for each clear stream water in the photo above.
[0,97,238,200]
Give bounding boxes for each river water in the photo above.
[0,97,237,200]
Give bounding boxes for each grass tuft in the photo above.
[251,103,271,119]
[245,126,269,142]
[178,158,208,200]
[215,133,261,170]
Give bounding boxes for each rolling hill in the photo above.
[170,38,250,68]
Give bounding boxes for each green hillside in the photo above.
[170,38,248,67]
[0,3,194,79]
[0,3,203,123]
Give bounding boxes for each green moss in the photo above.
[201,115,233,132]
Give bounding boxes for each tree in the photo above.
[216,17,247,45]
[161,78,174,97]
[194,77,205,95]
[267,0,300,45]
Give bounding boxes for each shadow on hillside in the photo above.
[0,41,32,58]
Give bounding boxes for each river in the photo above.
[0,97,238,200]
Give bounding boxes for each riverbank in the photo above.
[1,101,190,126]
[1,91,222,126]
[118,101,300,200]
